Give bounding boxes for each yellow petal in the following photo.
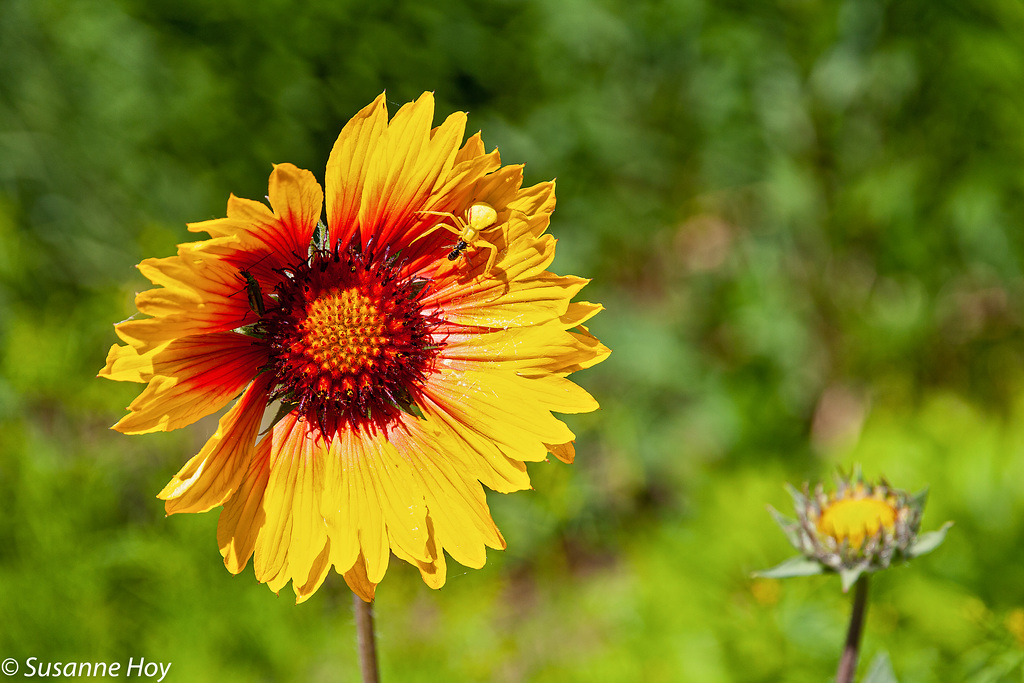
[345,431,390,583]
[187,209,251,240]
[365,426,432,564]
[124,243,256,342]
[254,413,328,588]
[440,321,606,374]
[546,441,576,464]
[427,367,581,445]
[469,164,524,214]
[159,373,273,514]
[388,420,506,568]
[508,180,557,233]
[320,429,360,577]
[266,163,322,255]
[358,93,467,248]
[342,554,377,603]
[111,333,267,434]
[421,147,503,221]
[188,164,322,259]
[555,301,613,373]
[420,396,533,493]
[294,542,333,604]
[99,339,170,383]
[424,238,591,328]
[453,131,488,165]
[217,437,272,575]
[390,519,448,590]
[319,422,435,580]
[326,93,389,246]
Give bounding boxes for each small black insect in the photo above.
[447,239,470,261]
[413,202,502,272]
[234,251,276,318]
[239,269,265,316]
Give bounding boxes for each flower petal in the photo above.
[115,242,259,347]
[390,515,448,589]
[325,93,390,248]
[99,338,171,383]
[253,413,329,591]
[109,333,267,434]
[361,424,433,566]
[319,428,360,578]
[189,163,322,259]
[422,367,589,463]
[419,398,532,493]
[267,163,322,254]
[454,130,486,165]
[338,428,390,583]
[319,421,438,581]
[467,164,524,214]
[508,180,557,234]
[342,553,377,603]
[158,372,273,514]
[392,420,506,569]
[440,318,607,373]
[546,441,576,464]
[357,92,467,249]
[217,435,272,575]
[294,543,332,604]
[423,146,505,218]
[422,236,590,328]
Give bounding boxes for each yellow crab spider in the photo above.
[415,202,502,272]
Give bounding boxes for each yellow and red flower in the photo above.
[100,92,609,602]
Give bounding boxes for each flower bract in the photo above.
[100,92,610,603]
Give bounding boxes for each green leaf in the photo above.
[910,486,930,510]
[840,567,866,592]
[784,482,808,509]
[767,505,803,548]
[863,651,899,683]
[908,522,953,558]
[752,555,824,580]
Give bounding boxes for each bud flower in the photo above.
[757,468,952,591]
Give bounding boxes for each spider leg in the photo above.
[474,238,501,274]
[410,219,463,245]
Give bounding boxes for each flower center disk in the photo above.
[817,496,897,549]
[260,246,436,434]
[302,288,387,376]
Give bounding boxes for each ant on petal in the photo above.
[415,202,502,273]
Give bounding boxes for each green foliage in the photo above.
[3,0,1024,680]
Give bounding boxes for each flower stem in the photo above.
[353,593,380,683]
[836,574,870,683]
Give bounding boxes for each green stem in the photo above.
[836,574,870,683]
[353,593,380,683]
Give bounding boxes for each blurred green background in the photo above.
[3,0,1024,680]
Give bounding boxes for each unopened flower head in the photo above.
[759,468,951,590]
[100,92,610,603]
